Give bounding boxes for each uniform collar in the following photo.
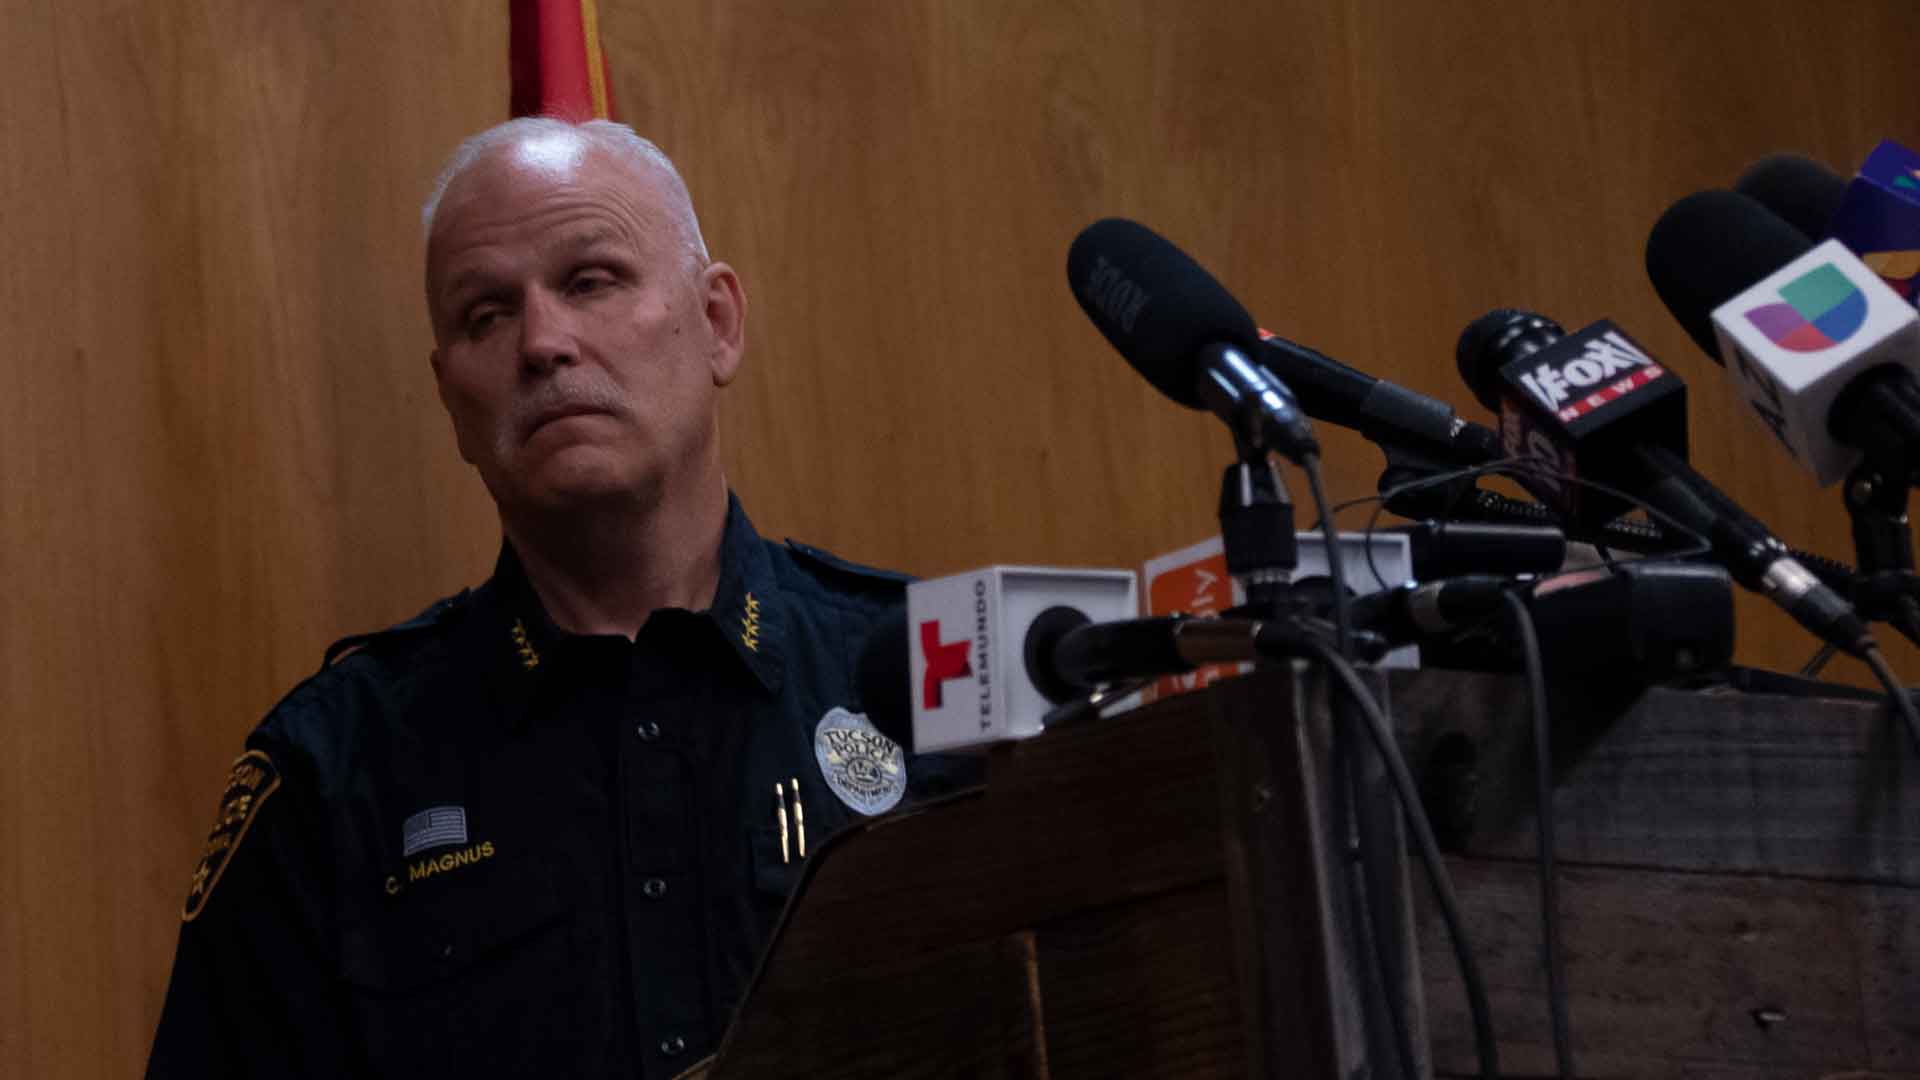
[471,494,787,730]
[705,493,787,694]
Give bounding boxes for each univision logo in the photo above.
[1744,263,1867,352]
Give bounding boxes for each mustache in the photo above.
[512,379,631,439]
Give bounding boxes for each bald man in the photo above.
[147,119,971,1079]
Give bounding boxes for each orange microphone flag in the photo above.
[508,0,616,121]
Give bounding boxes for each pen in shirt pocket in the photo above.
[773,779,806,863]
[773,782,790,864]
[790,776,805,858]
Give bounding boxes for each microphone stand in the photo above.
[1217,448,1298,619]
[1842,456,1920,648]
[1221,439,1420,1079]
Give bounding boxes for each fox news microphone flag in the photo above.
[509,0,617,121]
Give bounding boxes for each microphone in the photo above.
[1455,310,1686,530]
[857,561,1410,750]
[1737,146,1920,304]
[1457,307,1873,656]
[1345,575,1510,645]
[1255,329,1502,464]
[1833,141,1920,302]
[853,565,1139,753]
[1022,609,1302,698]
[1379,520,1568,580]
[1645,189,1920,483]
[1354,564,1733,679]
[1067,218,1318,461]
[858,604,1257,752]
[1735,154,1850,242]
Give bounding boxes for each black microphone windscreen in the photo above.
[1644,189,1815,364]
[1066,218,1260,409]
[1734,154,1848,241]
[855,606,914,753]
[1454,308,1566,411]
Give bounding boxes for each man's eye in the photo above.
[569,273,612,296]
[465,308,501,336]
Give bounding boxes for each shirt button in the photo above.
[641,876,668,900]
[659,1034,687,1057]
[635,720,661,741]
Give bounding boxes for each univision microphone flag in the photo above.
[509,0,616,120]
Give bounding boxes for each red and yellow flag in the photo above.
[509,0,616,121]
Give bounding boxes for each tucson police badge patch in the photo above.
[182,749,281,922]
[814,707,905,816]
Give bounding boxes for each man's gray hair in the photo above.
[421,117,709,268]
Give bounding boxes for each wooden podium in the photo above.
[693,667,1920,1078]
[1395,669,1920,1078]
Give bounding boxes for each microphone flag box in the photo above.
[1711,238,1920,485]
[906,566,1137,752]
[1493,320,1686,530]
[1140,530,1417,703]
[1830,139,1920,303]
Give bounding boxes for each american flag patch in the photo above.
[402,806,468,857]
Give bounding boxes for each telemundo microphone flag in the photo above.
[509,0,617,120]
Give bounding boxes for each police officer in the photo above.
[147,118,969,1078]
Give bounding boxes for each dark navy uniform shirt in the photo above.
[148,496,975,1078]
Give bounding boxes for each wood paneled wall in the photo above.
[3,1,1917,1075]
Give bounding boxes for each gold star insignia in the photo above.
[510,619,541,669]
[741,592,762,652]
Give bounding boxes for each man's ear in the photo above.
[702,261,747,387]
[429,346,451,406]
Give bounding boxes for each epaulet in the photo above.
[317,590,470,672]
[782,539,914,592]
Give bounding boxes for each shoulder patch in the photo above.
[320,590,469,670]
[182,750,281,922]
[783,540,913,590]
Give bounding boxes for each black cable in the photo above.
[1591,542,1619,572]
[1330,709,1421,1080]
[1303,453,1354,657]
[1799,643,1838,680]
[1303,451,1420,1080]
[1860,646,1920,759]
[1296,637,1501,1080]
[1504,590,1575,1079]
[1893,595,1920,652]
